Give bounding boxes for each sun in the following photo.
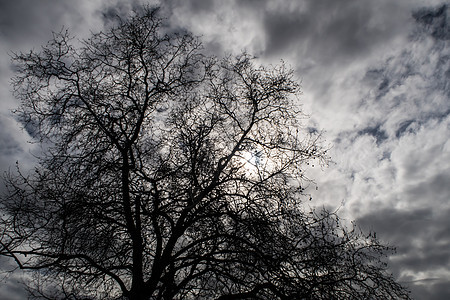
[239,150,264,174]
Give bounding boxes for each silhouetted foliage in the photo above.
[1,7,411,300]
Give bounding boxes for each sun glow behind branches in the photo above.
[236,149,267,178]
[242,150,262,167]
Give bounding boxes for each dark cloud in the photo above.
[262,0,410,64]
[395,120,418,138]
[408,280,450,300]
[0,257,28,300]
[0,114,36,198]
[263,10,310,55]
[161,0,218,22]
[0,117,23,157]
[357,207,450,298]
[0,0,84,46]
[0,279,27,300]
[405,171,450,205]
[164,0,215,12]
[357,124,389,145]
[413,4,450,40]
[99,0,143,27]
[183,0,215,12]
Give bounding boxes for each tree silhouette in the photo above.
[1,7,411,300]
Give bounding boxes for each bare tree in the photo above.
[1,7,411,300]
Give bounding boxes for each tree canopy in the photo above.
[1,7,411,300]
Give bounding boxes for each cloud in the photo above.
[409,280,450,300]
[163,0,267,56]
[0,257,28,300]
[413,4,450,40]
[0,115,29,174]
[263,0,409,60]
[357,206,450,297]
[307,4,450,297]
[0,0,97,48]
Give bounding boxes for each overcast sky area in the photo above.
[0,0,449,299]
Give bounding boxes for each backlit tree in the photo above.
[1,7,411,300]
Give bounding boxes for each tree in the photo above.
[1,7,411,300]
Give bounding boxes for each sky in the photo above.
[0,0,449,299]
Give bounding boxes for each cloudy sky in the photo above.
[0,0,449,299]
